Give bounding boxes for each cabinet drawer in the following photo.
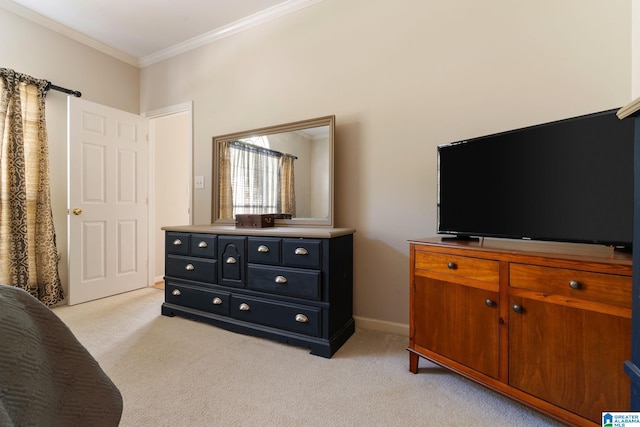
[510,263,631,308]
[190,234,216,258]
[282,239,322,269]
[166,255,217,284]
[165,282,229,315]
[166,232,190,256]
[414,251,499,284]
[247,265,321,300]
[230,295,321,337]
[247,237,281,264]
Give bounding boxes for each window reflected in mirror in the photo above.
[219,140,296,218]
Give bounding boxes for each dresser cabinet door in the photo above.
[218,236,246,287]
[509,296,630,423]
[413,276,499,379]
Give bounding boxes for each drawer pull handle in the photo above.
[185,264,195,271]
[275,275,288,284]
[295,314,309,323]
[198,241,208,248]
[239,303,250,311]
[485,299,496,307]
[173,239,183,246]
[447,262,457,270]
[294,247,308,256]
[569,280,580,290]
[171,289,181,296]
[212,297,222,305]
[513,304,524,314]
[226,257,237,264]
[257,245,270,253]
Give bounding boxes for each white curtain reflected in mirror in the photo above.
[219,140,295,218]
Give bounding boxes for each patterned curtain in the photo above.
[218,141,234,219]
[0,68,64,306]
[280,154,296,217]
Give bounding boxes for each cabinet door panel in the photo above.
[218,236,246,287]
[509,296,630,423]
[413,276,499,378]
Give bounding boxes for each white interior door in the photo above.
[67,97,148,305]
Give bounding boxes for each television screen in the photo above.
[437,109,634,249]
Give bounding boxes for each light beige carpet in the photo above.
[53,288,561,427]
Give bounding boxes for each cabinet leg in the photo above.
[409,351,419,374]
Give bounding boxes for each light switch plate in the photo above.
[195,175,205,189]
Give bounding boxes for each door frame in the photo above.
[144,101,194,286]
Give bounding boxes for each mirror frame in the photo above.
[212,115,335,228]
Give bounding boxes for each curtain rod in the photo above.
[230,140,298,159]
[45,82,82,97]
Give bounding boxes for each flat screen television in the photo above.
[437,108,634,251]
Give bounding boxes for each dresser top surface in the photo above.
[409,236,633,266]
[162,224,355,238]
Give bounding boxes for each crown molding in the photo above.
[0,0,139,67]
[617,96,640,120]
[1,0,324,69]
[138,0,325,68]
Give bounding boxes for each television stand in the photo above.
[408,237,632,426]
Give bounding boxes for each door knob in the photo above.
[72,208,83,215]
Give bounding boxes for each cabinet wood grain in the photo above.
[408,237,632,426]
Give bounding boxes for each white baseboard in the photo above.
[353,315,409,336]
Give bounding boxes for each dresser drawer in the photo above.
[166,255,217,283]
[190,234,217,258]
[282,239,322,269]
[247,237,281,265]
[166,232,190,256]
[247,265,321,300]
[509,263,631,308]
[165,281,229,315]
[414,251,499,284]
[230,295,321,337]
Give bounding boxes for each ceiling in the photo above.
[2,0,321,66]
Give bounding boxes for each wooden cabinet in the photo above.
[409,237,632,426]
[162,225,355,358]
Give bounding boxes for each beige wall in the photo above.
[1,1,633,327]
[140,0,632,330]
[0,9,140,298]
[151,112,191,281]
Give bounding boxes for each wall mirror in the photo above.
[212,115,335,227]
